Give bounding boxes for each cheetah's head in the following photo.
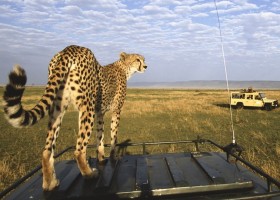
[120,52,147,76]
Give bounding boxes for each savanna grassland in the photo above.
[0,87,280,191]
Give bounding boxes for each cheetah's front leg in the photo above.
[110,112,121,161]
[96,112,105,163]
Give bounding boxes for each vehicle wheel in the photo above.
[264,104,272,111]
[236,102,243,109]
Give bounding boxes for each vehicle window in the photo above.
[260,93,266,98]
[247,95,253,99]
[232,93,240,99]
[255,95,261,100]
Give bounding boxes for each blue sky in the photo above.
[1,0,280,84]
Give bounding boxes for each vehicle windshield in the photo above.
[260,93,266,98]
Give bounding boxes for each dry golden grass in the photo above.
[0,154,27,191]
[0,87,280,191]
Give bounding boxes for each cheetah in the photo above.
[3,45,147,191]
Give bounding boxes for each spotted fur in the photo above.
[3,45,147,191]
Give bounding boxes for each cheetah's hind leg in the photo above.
[75,108,99,178]
[42,102,66,191]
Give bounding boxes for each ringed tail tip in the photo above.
[8,64,27,87]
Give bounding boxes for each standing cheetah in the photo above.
[3,45,147,191]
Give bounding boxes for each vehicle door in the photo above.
[253,94,263,107]
[244,94,254,106]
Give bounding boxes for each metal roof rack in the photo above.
[1,137,280,199]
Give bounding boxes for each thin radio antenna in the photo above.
[214,0,236,144]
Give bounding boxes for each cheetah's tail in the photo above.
[3,65,54,128]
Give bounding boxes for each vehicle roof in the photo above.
[4,150,280,200]
[231,91,261,94]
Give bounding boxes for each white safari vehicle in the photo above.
[230,88,278,111]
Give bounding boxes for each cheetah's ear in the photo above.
[120,52,127,61]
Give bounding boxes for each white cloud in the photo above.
[191,2,215,11]
[222,11,280,55]
[191,13,209,17]
[211,0,258,14]
[60,5,83,15]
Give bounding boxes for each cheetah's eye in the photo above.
[136,58,141,63]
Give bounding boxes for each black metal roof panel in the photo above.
[4,151,280,200]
